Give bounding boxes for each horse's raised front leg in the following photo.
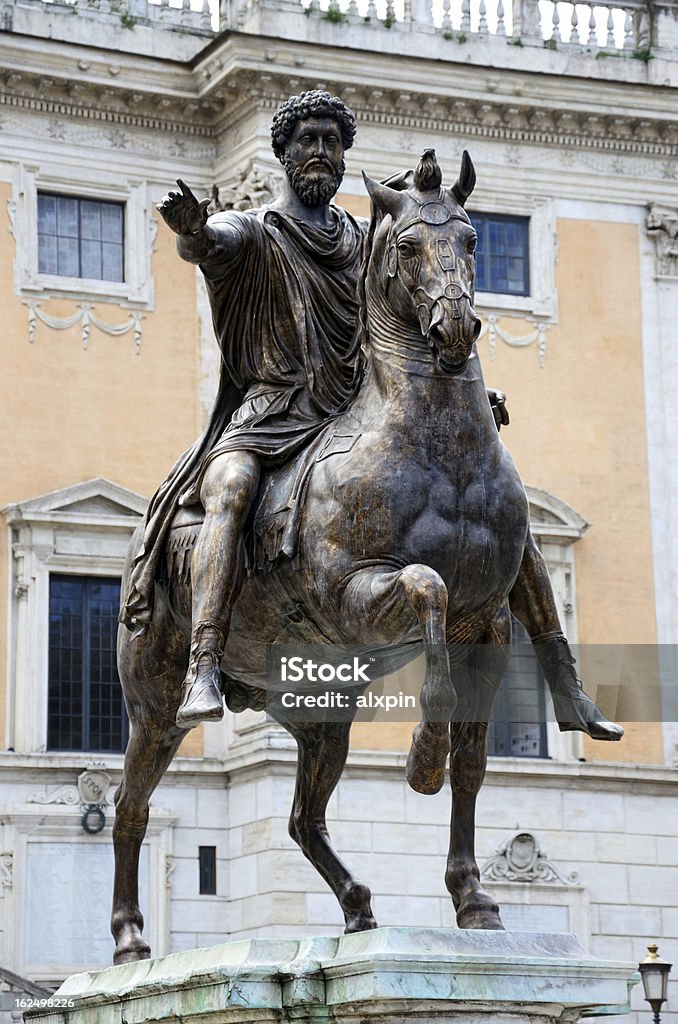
[275,715,377,933]
[445,608,509,930]
[342,564,455,796]
[112,618,187,964]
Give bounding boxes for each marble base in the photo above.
[25,929,637,1024]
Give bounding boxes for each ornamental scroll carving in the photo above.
[0,852,13,889]
[646,204,678,279]
[481,831,579,885]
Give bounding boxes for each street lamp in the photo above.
[639,943,672,1024]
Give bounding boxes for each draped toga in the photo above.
[120,204,366,630]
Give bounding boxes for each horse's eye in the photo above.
[467,236,477,254]
[398,242,417,260]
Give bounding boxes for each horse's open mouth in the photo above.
[435,352,469,376]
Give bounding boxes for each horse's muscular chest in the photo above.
[320,431,516,560]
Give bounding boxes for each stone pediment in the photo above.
[525,486,588,541]
[1,478,148,525]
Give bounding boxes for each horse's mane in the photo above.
[353,168,415,385]
[353,206,381,380]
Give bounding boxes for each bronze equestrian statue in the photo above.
[112,91,622,965]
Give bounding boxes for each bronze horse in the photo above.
[112,150,530,964]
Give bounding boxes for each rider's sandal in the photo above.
[533,636,623,741]
[176,620,226,729]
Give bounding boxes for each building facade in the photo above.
[0,0,677,1019]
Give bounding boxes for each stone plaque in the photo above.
[498,903,569,933]
[25,841,149,967]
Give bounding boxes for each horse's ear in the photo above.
[363,171,405,219]
[451,150,476,207]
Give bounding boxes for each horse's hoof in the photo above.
[341,881,377,932]
[456,894,504,931]
[406,722,450,795]
[113,944,151,965]
[344,912,379,933]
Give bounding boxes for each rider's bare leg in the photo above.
[510,533,623,741]
[176,451,260,729]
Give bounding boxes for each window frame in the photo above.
[47,573,129,754]
[470,211,531,299]
[37,192,126,285]
[11,163,154,308]
[466,193,558,321]
[2,480,147,755]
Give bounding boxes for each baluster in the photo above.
[636,7,650,49]
[460,0,470,32]
[347,0,358,14]
[570,4,581,45]
[385,0,395,22]
[517,0,542,39]
[402,0,411,20]
[366,0,377,19]
[181,0,191,23]
[606,6,615,47]
[496,0,505,35]
[200,0,211,27]
[587,4,597,45]
[623,9,633,49]
[551,1,561,42]
[478,0,488,34]
[441,0,451,30]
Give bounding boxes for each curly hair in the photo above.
[270,90,356,161]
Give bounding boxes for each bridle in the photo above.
[385,198,475,331]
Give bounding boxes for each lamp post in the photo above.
[639,943,672,1024]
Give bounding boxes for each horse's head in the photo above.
[363,149,482,375]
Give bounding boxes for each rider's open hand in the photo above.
[157,179,211,237]
[487,388,509,432]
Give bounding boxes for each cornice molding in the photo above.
[0,41,676,159]
[0,87,215,137]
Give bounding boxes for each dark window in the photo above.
[48,574,128,752]
[37,193,124,282]
[469,212,529,296]
[199,847,217,895]
[488,619,548,758]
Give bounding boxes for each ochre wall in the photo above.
[0,187,205,754]
[348,212,661,764]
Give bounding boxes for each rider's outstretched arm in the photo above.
[157,179,244,271]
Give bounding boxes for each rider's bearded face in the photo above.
[283,116,346,207]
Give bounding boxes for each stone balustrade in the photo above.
[1,0,212,34]
[286,0,650,52]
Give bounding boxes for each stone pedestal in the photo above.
[25,929,637,1024]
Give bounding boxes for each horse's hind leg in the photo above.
[278,715,377,933]
[112,617,187,964]
[342,564,455,796]
[445,607,510,931]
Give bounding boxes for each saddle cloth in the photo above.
[164,424,360,582]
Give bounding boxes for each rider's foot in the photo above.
[534,636,623,741]
[176,621,225,729]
